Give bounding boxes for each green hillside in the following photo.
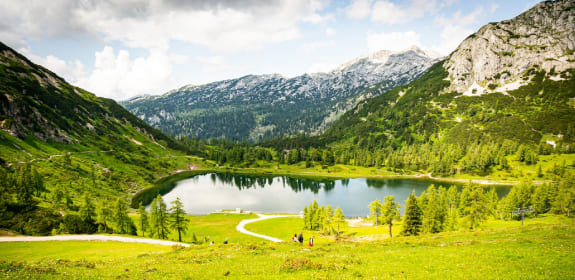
[0,42,194,235]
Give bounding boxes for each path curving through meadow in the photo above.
[236,214,296,243]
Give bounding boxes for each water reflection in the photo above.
[161,173,508,216]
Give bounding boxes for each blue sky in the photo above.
[0,0,539,100]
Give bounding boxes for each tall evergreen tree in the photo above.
[138,202,149,237]
[169,197,189,242]
[369,199,382,227]
[402,191,423,236]
[96,201,111,232]
[334,206,345,236]
[79,193,95,224]
[150,195,170,239]
[460,183,490,229]
[381,196,400,238]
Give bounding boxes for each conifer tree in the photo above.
[138,202,149,237]
[368,199,382,227]
[150,195,170,239]
[96,201,111,232]
[79,193,95,224]
[334,206,345,236]
[402,191,423,236]
[170,197,189,242]
[460,183,490,229]
[381,196,400,238]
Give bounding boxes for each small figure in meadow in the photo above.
[298,232,303,244]
[209,241,214,245]
[292,233,298,242]
[223,238,228,244]
[309,236,314,247]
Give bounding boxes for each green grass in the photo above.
[133,213,261,244]
[0,241,172,262]
[0,215,573,279]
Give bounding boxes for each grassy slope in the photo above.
[0,215,572,279]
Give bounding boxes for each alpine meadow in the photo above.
[1,0,575,279]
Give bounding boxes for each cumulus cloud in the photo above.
[72,46,176,100]
[21,49,87,83]
[1,0,330,52]
[301,40,335,53]
[345,0,373,19]
[307,63,337,73]
[367,31,422,53]
[371,0,439,24]
[432,7,483,55]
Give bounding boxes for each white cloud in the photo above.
[307,63,337,73]
[301,40,335,53]
[195,55,232,73]
[432,7,483,55]
[74,46,176,100]
[367,31,422,53]
[1,0,331,52]
[326,27,336,36]
[20,48,87,83]
[490,3,499,13]
[371,0,438,24]
[345,0,373,19]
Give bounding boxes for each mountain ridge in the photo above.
[124,46,441,141]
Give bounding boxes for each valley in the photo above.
[1,0,575,279]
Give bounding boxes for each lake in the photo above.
[161,173,510,217]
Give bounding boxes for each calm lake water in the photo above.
[162,173,510,217]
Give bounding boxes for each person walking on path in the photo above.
[298,232,303,244]
[309,236,314,247]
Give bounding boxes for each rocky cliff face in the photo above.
[445,0,575,95]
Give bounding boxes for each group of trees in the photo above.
[303,201,345,236]
[138,195,189,242]
[369,196,401,237]
[376,172,575,237]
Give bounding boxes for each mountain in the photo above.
[0,41,189,234]
[123,46,441,142]
[324,0,575,151]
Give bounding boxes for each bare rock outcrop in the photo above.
[445,0,575,94]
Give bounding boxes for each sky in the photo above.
[0,0,540,101]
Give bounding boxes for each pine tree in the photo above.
[334,207,345,236]
[368,199,382,227]
[381,196,400,238]
[460,183,490,229]
[96,201,111,232]
[79,193,95,224]
[401,191,423,236]
[303,206,310,229]
[553,172,575,216]
[112,198,133,234]
[170,197,189,242]
[138,202,149,237]
[150,195,170,239]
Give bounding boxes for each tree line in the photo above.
[302,172,575,237]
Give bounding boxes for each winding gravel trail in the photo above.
[236,214,296,243]
[0,235,190,247]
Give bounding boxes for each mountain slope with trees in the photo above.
[124,47,440,141]
[0,42,191,235]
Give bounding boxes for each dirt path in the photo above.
[236,214,296,243]
[0,234,190,247]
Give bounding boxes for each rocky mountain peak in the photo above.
[445,0,575,94]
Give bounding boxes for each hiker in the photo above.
[292,234,298,242]
[223,238,228,244]
[309,236,314,247]
[298,232,303,244]
[209,241,214,245]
